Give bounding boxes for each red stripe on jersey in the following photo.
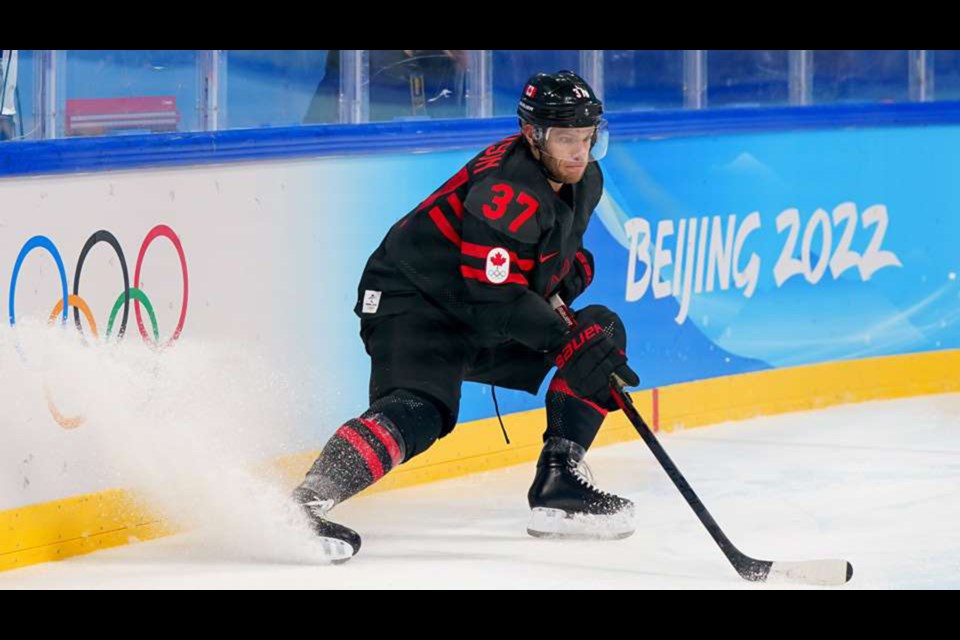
[515,257,535,272]
[336,425,385,481]
[447,193,464,220]
[415,166,469,213]
[429,206,462,247]
[461,265,529,286]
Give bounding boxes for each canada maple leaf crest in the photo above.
[491,252,507,267]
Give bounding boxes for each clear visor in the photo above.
[538,119,609,164]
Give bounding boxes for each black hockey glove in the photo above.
[549,318,639,411]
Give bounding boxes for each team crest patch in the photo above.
[486,248,510,284]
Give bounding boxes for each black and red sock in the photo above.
[301,411,405,504]
[299,389,443,504]
[543,375,608,451]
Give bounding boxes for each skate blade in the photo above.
[316,536,358,564]
[527,507,635,540]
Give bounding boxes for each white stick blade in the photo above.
[767,560,853,586]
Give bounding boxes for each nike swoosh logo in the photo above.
[539,251,560,264]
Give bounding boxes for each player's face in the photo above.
[540,126,595,183]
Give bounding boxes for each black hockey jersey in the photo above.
[355,133,602,352]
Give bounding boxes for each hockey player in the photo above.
[293,70,639,562]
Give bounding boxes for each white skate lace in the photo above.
[568,459,614,498]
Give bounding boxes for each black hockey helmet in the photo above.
[517,70,608,164]
[517,70,604,129]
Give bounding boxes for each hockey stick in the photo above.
[550,295,853,586]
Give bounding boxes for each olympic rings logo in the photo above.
[7,224,189,429]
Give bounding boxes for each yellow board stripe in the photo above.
[3,349,960,572]
[0,490,174,572]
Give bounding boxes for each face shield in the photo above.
[535,119,609,164]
